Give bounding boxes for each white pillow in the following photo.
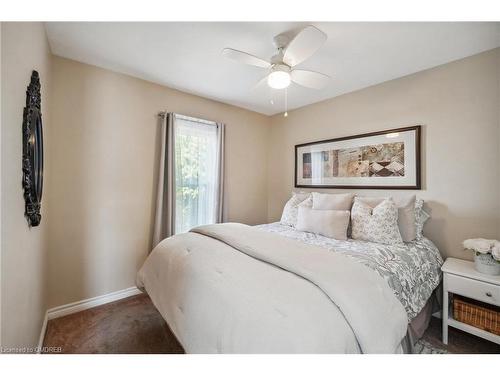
[356,195,416,242]
[351,198,403,245]
[296,206,350,240]
[312,192,354,211]
[280,192,311,227]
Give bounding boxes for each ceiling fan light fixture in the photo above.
[223,25,329,95]
[267,70,291,89]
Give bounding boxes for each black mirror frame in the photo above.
[22,70,44,227]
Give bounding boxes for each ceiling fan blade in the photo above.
[283,26,327,67]
[222,48,271,68]
[253,74,270,90]
[291,69,330,90]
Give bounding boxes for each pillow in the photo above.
[298,195,313,208]
[280,192,311,227]
[356,195,416,242]
[312,192,354,211]
[415,198,430,239]
[351,198,403,245]
[296,206,350,240]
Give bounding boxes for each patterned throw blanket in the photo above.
[256,222,443,320]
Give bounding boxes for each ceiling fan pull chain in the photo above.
[284,88,288,117]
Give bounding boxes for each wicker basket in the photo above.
[453,295,500,335]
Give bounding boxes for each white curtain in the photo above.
[152,112,225,248]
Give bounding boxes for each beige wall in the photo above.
[47,56,270,308]
[1,22,52,348]
[268,48,500,260]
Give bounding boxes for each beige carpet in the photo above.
[43,294,499,354]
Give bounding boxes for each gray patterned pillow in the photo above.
[415,198,430,239]
[351,198,403,245]
[280,192,310,227]
[356,195,416,242]
[299,196,313,208]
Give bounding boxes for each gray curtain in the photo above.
[152,113,175,247]
[152,112,225,248]
[215,122,225,223]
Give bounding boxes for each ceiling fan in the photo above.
[222,25,330,90]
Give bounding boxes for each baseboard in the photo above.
[47,286,143,320]
[37,311,48,350]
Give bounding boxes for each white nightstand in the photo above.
[442,258,500,345]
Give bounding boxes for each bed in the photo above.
[136,221,443,354]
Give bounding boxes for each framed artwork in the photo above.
[295,126,421,189]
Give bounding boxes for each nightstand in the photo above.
[442,258,500,345]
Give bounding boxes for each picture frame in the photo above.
[294,125,421,189]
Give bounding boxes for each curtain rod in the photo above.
[157,111,218,126]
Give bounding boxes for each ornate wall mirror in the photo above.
[22,70,44,227]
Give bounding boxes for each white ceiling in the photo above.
[45,22,500,116]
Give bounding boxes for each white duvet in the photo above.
[137,223,408,353]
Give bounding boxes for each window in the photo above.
[173,115,220,234]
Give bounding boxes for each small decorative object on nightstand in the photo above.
[442,258,500,345]
[463,238,500,276]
